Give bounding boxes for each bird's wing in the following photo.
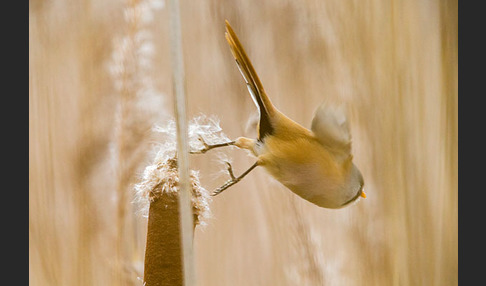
[225,20,275,141]
[311,101,352,160]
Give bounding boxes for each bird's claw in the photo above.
[212,161,238,196]
[189,136,235,154]
[189,136,209,154]
[225,161,236,180]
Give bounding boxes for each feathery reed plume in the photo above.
[109,0,166,283]
[71,9,115,285]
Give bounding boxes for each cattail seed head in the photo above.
[135,114,231,226]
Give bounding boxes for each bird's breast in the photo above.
[259,135,356,208]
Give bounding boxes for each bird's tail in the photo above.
[225,20,275,140]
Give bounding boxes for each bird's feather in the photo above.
[225,20,275,141]
[311,101,352,161]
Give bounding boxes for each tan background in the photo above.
[29,0,457,285]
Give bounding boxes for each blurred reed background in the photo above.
[29,0,457,285]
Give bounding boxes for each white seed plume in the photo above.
[135,115,231,226]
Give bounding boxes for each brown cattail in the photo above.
[135,115,230,284]
[141,157,208,285]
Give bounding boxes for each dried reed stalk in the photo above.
[167,0,195,284]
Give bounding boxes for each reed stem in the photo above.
[168,0,196,285]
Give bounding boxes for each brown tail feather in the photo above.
[225,20,275,140]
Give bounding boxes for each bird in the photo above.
[196,20,366,209]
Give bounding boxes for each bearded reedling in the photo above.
[193,21,365,209]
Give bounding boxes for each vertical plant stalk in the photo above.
[167,0,195,285]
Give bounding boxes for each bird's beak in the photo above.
[360,190,367,198]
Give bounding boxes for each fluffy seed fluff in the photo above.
[135,114,232,226]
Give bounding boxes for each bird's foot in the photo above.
[189,136,235,154]
[212,161,259,196]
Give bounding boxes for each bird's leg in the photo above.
[212,161,259,196]
[234,137,256,151]
[190,135,236,154]
[190,136,256,154]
